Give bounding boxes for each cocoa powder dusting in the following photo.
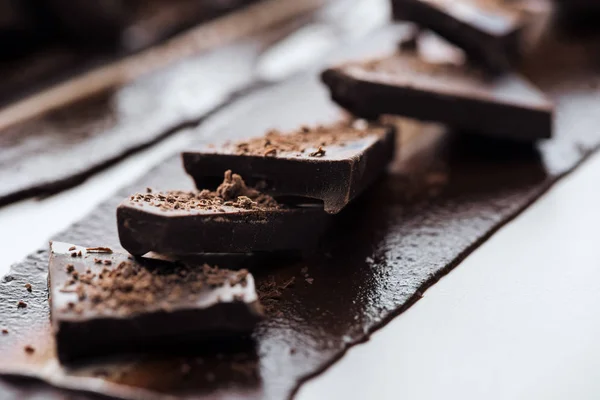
[128,170,279,212]
[61,261,250,316]
[258,276,295,316]
[225,122,380,157]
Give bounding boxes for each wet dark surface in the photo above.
[1,24,600,400]
[0,0,323,208]
[0,0,265,108]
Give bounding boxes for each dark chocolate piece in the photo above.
[48,242,263,362]
[321,54,553,141]
[392,0,526,71]
[183,122,396,213]
[118,171,331,255]
[1,24,599,400]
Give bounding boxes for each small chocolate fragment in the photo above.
[392,0,527,71]
[118,171,331,255]
[321,54,553,141]
[48,242,264,362]
[182,122,396,213]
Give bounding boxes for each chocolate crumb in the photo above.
[68,246,76,251]
[309,146,326,157]
[77,251,82,257]
[66,264,74,273]
[71,252,77,258]
[24,283,32,292]
[86,247,113,254]
[24,345,35,354]
[146,188,153,194]
[94,258,102,264]
[1,329,8,335]
[17,300,27,308]
[264,147,277,157]
[103,260,112,265]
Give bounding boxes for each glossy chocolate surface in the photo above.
[0,25,600,400]
[49,242,263,362]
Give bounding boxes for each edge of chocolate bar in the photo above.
[49,242,263,362]
[117,198,331,256]
[182,124,397,213]
[392,0,524,72]
[320,58,553,141]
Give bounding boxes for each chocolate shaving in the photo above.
[24,283,32,292]
[128,170,279,212]
[309,146,326,157]
[86,247,113,254]
[17,301,27,308]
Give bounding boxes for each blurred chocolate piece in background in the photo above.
[391,0,551,73]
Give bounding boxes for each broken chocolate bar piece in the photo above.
[392,0,526,71]
[118,171,331,255]
[321,55,553,141]
[48,242,263,362]
[182,122,396,213]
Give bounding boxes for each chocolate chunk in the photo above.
[182,122,396,213]
[321,54,553,141]
[392,0,527,71]
[117,172,331,255]
[48,242,264,362]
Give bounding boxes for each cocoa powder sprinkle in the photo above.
[61,260,251,316]
[224,122,378,157]
[128,171,279,212]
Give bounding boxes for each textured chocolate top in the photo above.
[220,120,385,159]
[49,242,256,318]
[128,170,279,213]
